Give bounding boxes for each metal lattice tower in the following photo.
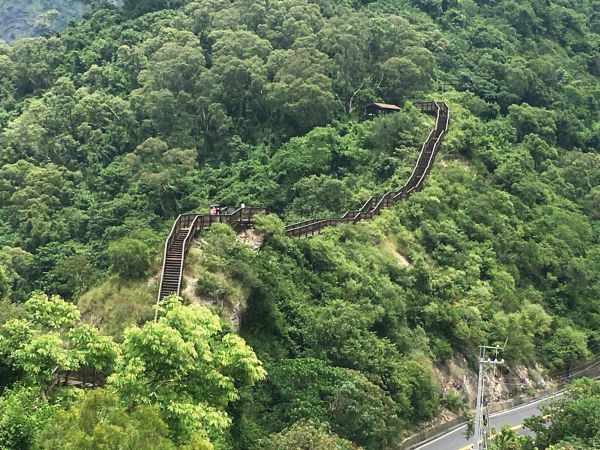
[473,345,504,450]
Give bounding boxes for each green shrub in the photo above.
[195,272,229,300]
[0,266,9,300]
[432,337,454,362]
[0,386,57,449]
[264,420,354,450]
[253,214,284,238]
[441,390,464,413]
[77,278,155,339]
[107,238,151,279]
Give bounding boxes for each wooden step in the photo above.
[157,103,447,302]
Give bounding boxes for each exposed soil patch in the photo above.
[178,232,262,332]
[381,238,411,267]
[236,228,263,249]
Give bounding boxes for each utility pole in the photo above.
[473,345,504,450]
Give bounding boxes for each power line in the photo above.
[499,357,600,384]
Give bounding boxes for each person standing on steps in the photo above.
[210,205,217,215]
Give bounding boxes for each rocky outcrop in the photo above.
[433,354,552,416]
[0,1,89,42]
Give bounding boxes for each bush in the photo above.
[0,266,9,300]
[0,386,56,449]
[441,390,464,413]
[253,214,284,238]
[432,337,454,362]
[77,278,155,339]
[40,389,180,449]
[264,421,354,450]
[107,238,151,279]
[195,271,230,300]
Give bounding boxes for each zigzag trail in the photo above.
[158,101,450,301]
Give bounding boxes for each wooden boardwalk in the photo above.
[158,101,450,301]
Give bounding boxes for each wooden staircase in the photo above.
[284,101,449,237]
[158,227,188,300]
[157,208,266,301]
[157,101,449,301]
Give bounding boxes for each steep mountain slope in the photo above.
[0,0,598,448]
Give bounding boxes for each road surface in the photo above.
[412,392,563,450]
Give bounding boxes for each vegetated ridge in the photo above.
[158,101,449,302]
[0,0,599,449]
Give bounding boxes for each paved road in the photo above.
[412,392,563,450]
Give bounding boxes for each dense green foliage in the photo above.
[263,421,354,450]
[0,294,265,448]
[487,378,600,449]
[0,0,599,448]
[108,237,152,278]
[524,378,600,449]
[41,390,180,450]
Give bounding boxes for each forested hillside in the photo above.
[0,0,599,448]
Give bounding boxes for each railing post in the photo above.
[161,102,448,257]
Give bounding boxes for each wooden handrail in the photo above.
[157,102,449,300]
[157,214,182,303]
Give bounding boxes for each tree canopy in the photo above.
[0,0,598,448]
